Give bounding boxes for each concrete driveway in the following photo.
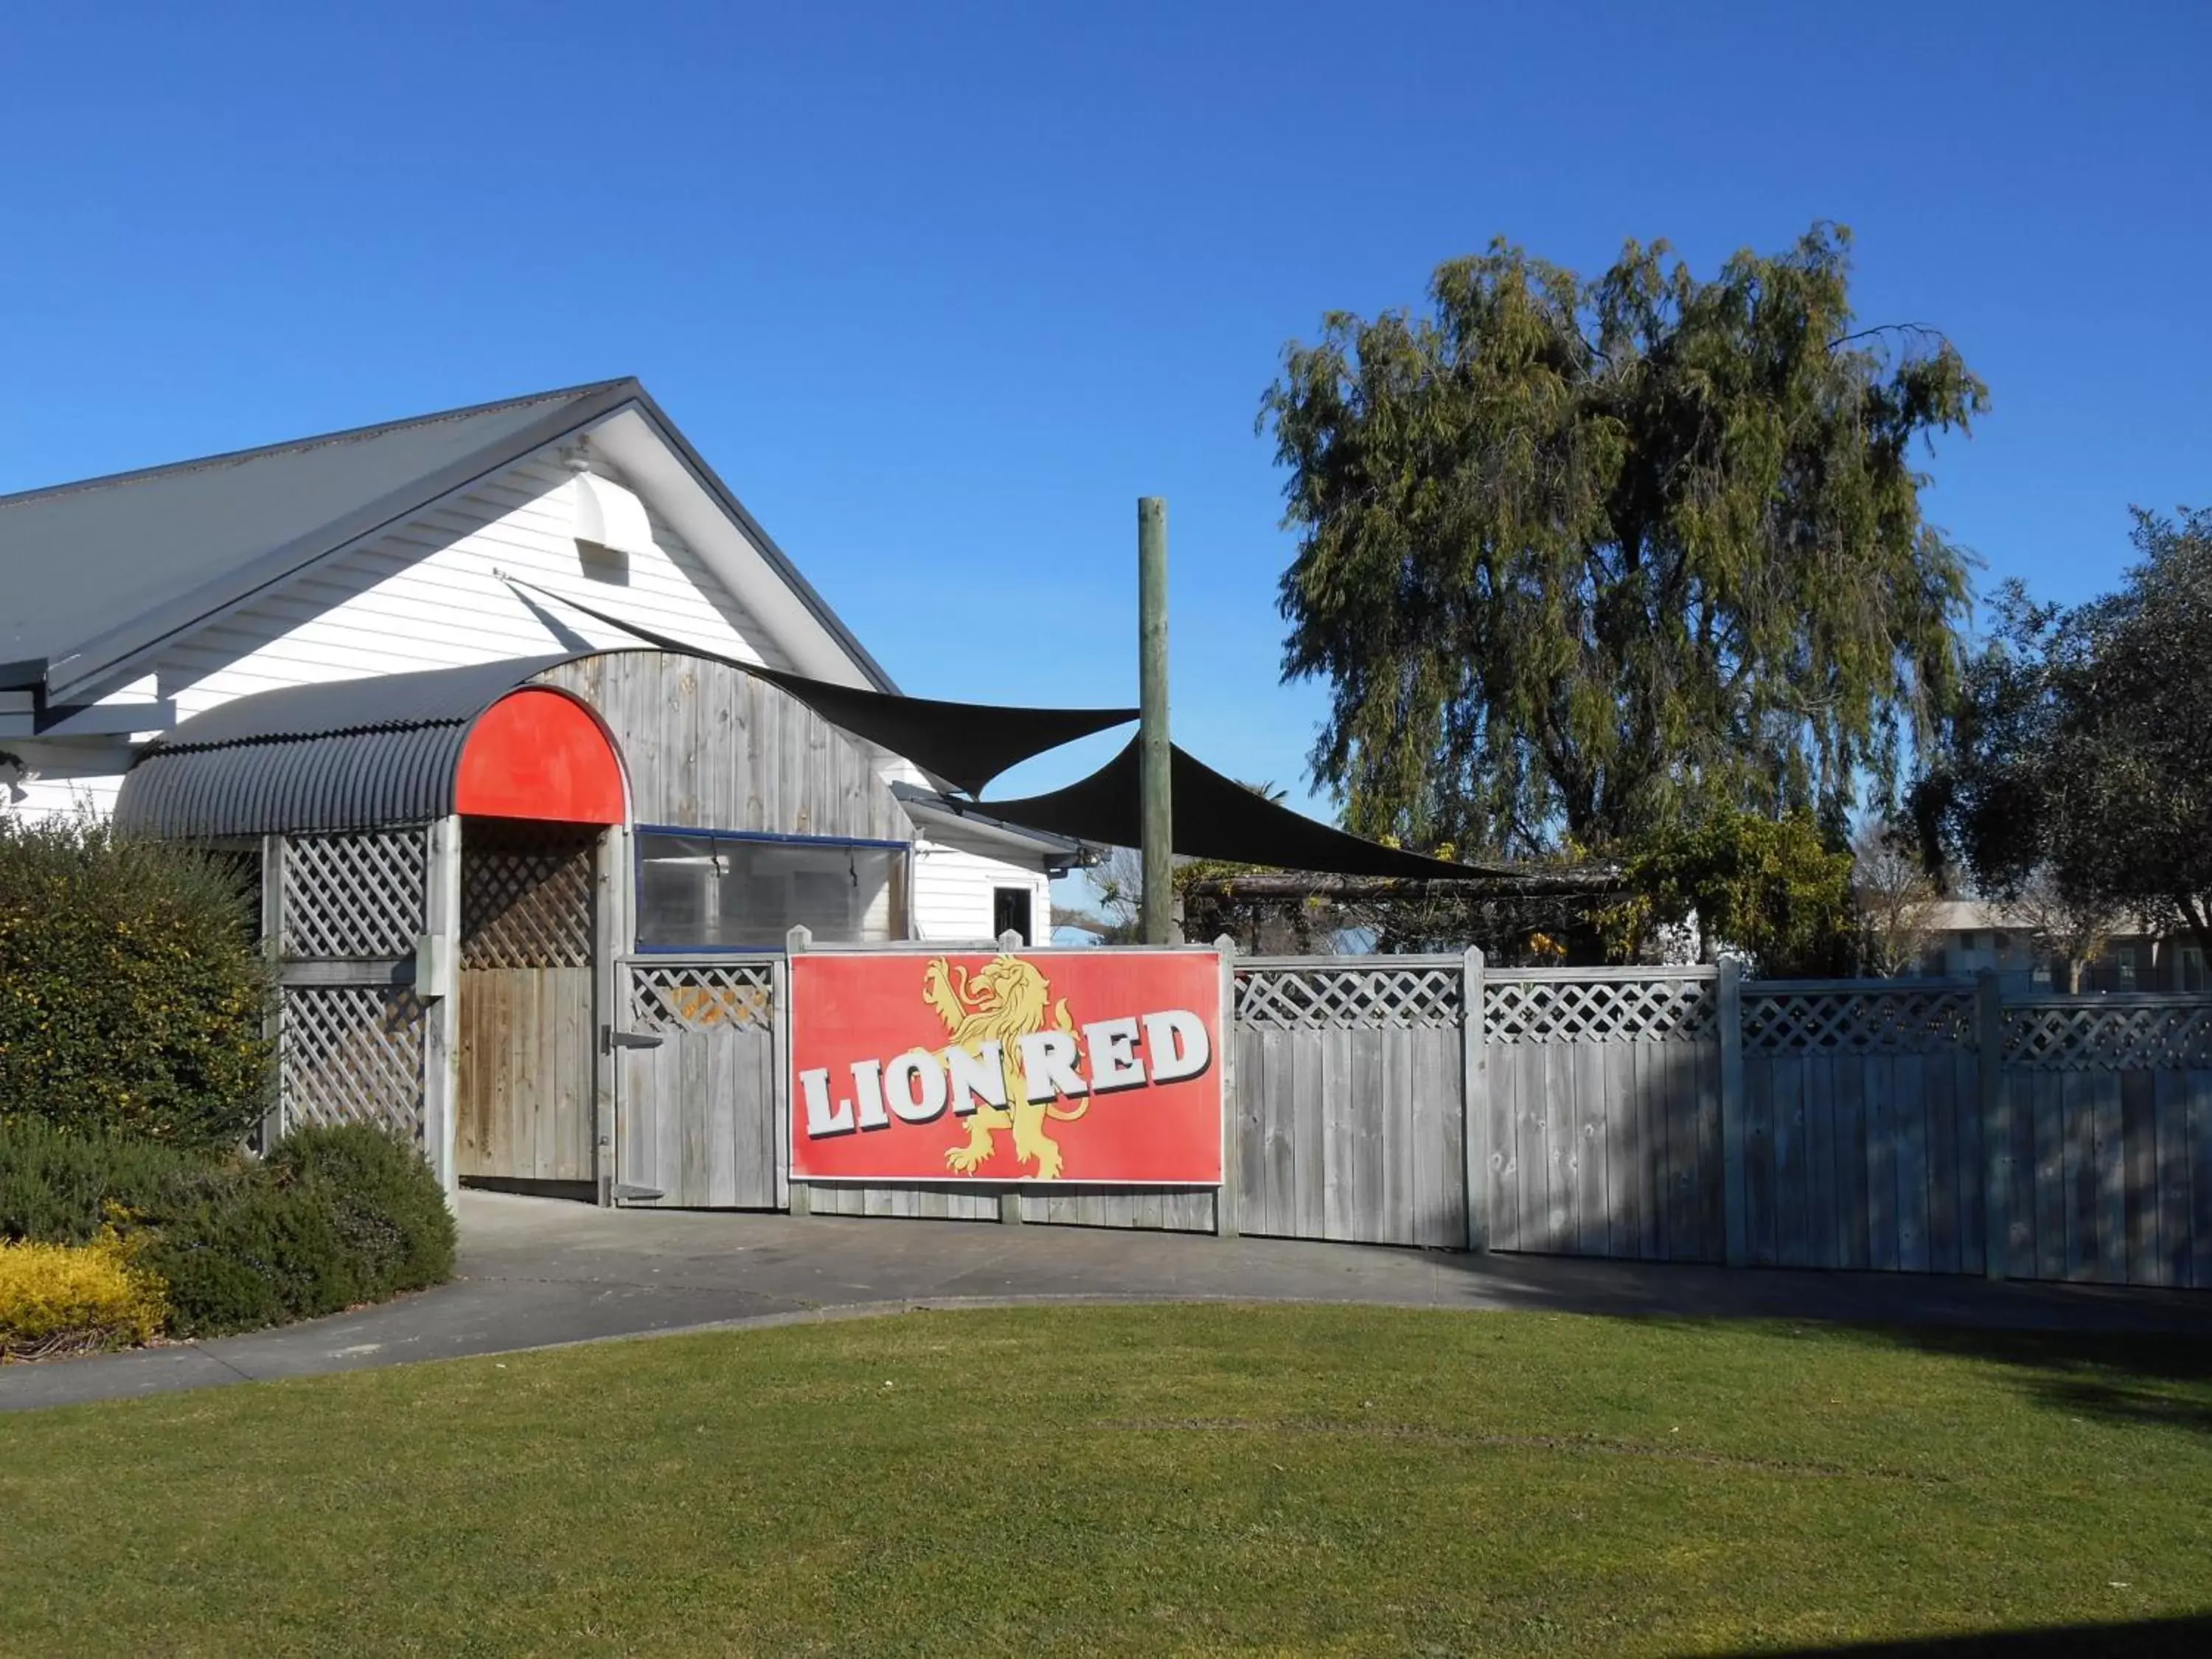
[5,1190,2207,1412]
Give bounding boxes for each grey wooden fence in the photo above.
[1736,980,1984,1275]
[1994,995,2212,1288]
[1479,966,1725,1262]
[606,945,2212,1288]
[1232,957,1468,1248]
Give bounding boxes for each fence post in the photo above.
[260,832,286,1152]
[420,815,463,1205]
[1462,946,1489,1253]
[785,925,810,1218]
[591,821,629,1208]
[1215,935,1240,1239]
[1719,956,1749,1268]
[995,928,1028,1225]
[1978,970,2009,1281]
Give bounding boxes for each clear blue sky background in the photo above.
[4,1,2207,832]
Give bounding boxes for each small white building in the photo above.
[0,380,1094,1203]
[0,379,1077,945]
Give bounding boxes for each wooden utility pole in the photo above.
[1138,496,1173,944]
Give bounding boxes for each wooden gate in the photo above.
[456,820,597,1185]
[613,957,783,1208]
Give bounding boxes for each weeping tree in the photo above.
[1263,223,1986,870]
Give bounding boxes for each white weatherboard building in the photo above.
[0,379,1075,943]
[0,380,1088,1202]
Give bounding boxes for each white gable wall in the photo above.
[7,448,1054,944]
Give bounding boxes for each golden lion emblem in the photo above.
[923,955,1087,1180]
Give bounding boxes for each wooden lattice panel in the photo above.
[630,961,776,1032]
[1234,963,1461,1029]
[2003,1000,2212,1071]
[280,830,428,959]
[279,984,427,1140]
[1742,988,1975,1054]
[1484,976,1715,1044]
[461,824,596,970]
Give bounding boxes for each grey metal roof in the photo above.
[114,655,586,839]
[0,379,897,701]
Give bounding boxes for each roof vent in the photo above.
[567,450,656,559]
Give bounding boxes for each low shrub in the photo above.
[0,1118,214,1245]
[0,810,271,1150]
[145,1126,456,1337]
[266,1124,456,1300]
[138,1175,362,1338]
[0,1120,453,1342]
[0,1231,166,1360]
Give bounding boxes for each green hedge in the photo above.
[0,813,271,1149]
[0,1121,455,1340]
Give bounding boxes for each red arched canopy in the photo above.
[456,689,625,824]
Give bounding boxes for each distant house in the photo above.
[1913,900,2208,993]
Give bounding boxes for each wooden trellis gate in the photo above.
[264,826,439,1148]
[611,957,782,1208]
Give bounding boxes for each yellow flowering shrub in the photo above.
[0,1230,166,1361]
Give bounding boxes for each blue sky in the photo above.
[4,1,2207,830]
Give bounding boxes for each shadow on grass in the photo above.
[1851,1325,2212,1439]
[1711,1611,2212,1656]
[1423,1245,2212,1436]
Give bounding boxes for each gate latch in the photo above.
[602,1025,663,1053]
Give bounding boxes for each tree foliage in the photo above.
[1601,808,1856,977]
[1921,509,2212,959]
[1264,223,1986,861]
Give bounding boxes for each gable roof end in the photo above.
[0,379,895,701]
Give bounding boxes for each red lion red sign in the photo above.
[789,948,1223,1185]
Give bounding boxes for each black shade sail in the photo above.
[969,737,1511,880]
[505,577,1135,796]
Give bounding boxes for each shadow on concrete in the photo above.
[1709,1613,2212,1657]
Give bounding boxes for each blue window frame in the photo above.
[633,825,910,952]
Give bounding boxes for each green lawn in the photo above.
[2,1306,2209,1657]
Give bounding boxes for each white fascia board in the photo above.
[902,801,1079,869]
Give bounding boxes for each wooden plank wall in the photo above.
[618,1019,778,1207]
[1738,1043,1983,1274]
[457,966,595,1181]
[616,959,779,1208]
[809,1184,1218,1231]
[535,652,905,841]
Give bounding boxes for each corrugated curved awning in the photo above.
[114,655,586,838]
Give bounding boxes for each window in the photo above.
[992,886,1034,946]
[2181,947,2207,995]
[636,830,907,949]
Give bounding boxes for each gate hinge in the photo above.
[602,1025,663,1053]
[611,1183,665,1203]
